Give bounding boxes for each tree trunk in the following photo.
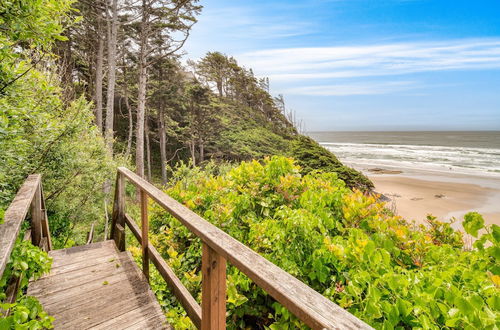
[158,108,167,185]
[94,17,104,133]
[125,90,133,157]
[216,80,223,97]
[120,39,133,157]
[145,115,152,181]
[105,0,119,153]
[189,141,196,166]
[135,0,149,178]
[135,58,148,178]
[199,139,204,163]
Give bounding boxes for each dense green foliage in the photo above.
[1,1,93,327]
[0,72,117,245]
[212,100,292,161]
[139,156,499,329]
[0,0,74,94]
[289,135,373,191]
[0,0,116,245]
[0,296,54,330]
[0,241,53,329]
[0,241,52,292]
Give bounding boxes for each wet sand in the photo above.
[347,164,500,228]
[370,175,500,227]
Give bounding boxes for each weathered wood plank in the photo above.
[111,172,125,246]
[46,252,121,277]
[0,175,40,277]
[116,223,126,251]
[38,243,125,282]
[140,189,150,280]
[28,241,168,328]
[119,167,371,330]
[28,255,137,296]
[49,241,118,270]
[86,223,95,245]
[53,252,166,329]
[30,184,43,247]
[44,273,151,317]
[123,313,172,330]
[55,288,160,328]
[39,183,52,250]
[36,269,132,306]
[202,243,226,330]
[125,213,202,328]
[49,240,114,256]
[93,304,168,330]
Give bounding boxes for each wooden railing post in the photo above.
[39,182,52,251]
[1,174,54,311]
[111,173,125,251]
[140,189,149,281]
[201,243,226,330]
[30,184,43,247]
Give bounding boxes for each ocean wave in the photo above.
[321,142,500,176]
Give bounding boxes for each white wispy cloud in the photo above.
[237,39,500,82]
[199,7,313,39]
[184,3,316,59]
[284,81,418,96]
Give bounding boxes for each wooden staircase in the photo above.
[27,241,169,329]
[1,170,373,330]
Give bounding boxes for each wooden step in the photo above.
[28,241,171,329]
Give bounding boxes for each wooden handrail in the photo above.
[112,167,372,330]
[0,174,52,303]
[124,213,203,328]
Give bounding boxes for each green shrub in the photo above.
[0,71,117,247]
[0,0,117,247]
[141,156,498,329]
[0,240,54,329]
[289,135,373,191]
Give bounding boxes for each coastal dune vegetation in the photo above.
[0,0,499,329]
[139,156,500,329]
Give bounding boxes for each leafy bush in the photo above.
[0,296,54,330]
[288,135,373,191]
[143,156,498,329]
[0,240,54,329]
[0,241,52,292]
[210,101,292,161]
[1,0,118,247]
[0,70,117,247]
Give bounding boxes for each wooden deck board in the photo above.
[92,304,166,330]
[28,241,170,329]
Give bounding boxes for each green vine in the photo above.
[0,240,54,329]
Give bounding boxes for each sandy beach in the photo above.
[354,166,500,228]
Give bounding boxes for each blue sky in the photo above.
[183,0,500,131]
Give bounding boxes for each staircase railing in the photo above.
[111,167,372,330]
[0,174,52,304]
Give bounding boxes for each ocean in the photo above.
[308,131,500,177]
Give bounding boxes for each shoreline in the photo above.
[350,164,500,228]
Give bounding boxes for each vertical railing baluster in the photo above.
[201,243,226,330]
[111,172,126,251]
[140,189,149,281]
[39,182,52,251]
[30,184,43,247]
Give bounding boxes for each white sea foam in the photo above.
[321,142,500,177]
